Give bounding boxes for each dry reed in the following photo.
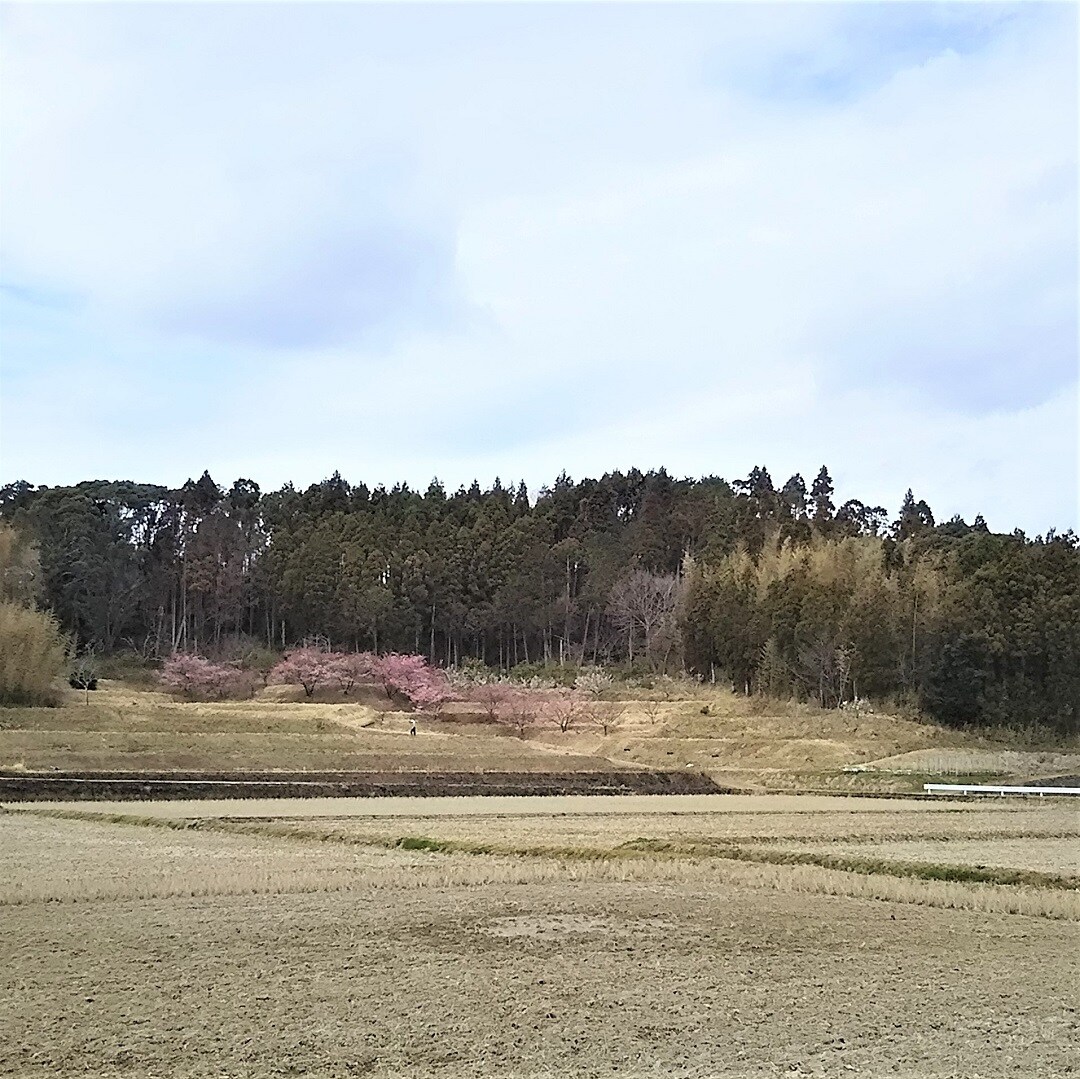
[0,602,67,707]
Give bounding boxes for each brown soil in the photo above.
[0,768,724,802]
[4,870,1077,1078]
[3,804,1080,1078]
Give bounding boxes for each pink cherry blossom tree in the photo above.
[270,647,334,697]
[370,653,429,700]
[327,651,376,695]
[407,671,454,717]
[160,654,252,700]
[369,653,454,715]
[470,681,513,723]
[493,686,540,738]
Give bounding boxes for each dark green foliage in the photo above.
[683,527,1079,735]
[922,634,990,725]
[3,469,1076,734]
[925,532,1080,732]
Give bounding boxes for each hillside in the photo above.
[3,680,1070,793]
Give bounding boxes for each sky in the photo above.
[1,1,1077,533]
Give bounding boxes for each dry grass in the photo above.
[4,677,1076,795]
[713,857,1080,920]
[788,837,1080,875]
[14,791,1020,820]
[0,602,67,707]
[8,805,1080,921]
[549,691,974,780]
[855,748,1080,777]
[0,678,990,783]
[0,682,617,773]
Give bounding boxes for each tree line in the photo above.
[1,466,1076,733]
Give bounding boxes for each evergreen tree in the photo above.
[780,474,808,519]
[810,466,835,528]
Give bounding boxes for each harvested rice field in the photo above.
[786,836,1080,876]
[3,792,1079,1078]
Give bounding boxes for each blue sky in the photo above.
[1,2,1076,532]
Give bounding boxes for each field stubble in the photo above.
[6,793,1079,920]
[4,681,1080,1077]
[2,805,1079,1079]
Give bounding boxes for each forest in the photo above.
[1,466,1077,735]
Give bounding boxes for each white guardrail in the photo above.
[924,783,1080,797]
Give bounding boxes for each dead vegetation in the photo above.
[8,792,1079,921]
[3,678,1076,799]
[0,678,976,783]
[5,792,1079,1079]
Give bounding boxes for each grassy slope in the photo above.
[0,682,617,774]
[1,680,1072,788]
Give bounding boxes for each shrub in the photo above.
[215,634,281,678]
[97,651,160,686]
[575,669,613,697]
[508,661,579,687]
[0,601,67,706]
[160,654,254,700]
[448,657,490,686]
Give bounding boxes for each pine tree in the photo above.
[781,474,808,519]
[810,466,835,528]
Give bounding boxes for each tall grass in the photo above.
[0,602,66,707]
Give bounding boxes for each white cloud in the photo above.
[0,3,1075,532]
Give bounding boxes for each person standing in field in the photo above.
[409,717,417,736]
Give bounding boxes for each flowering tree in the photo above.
[469,681,513,722]
[371,653,429,699]
[160,654,252,700]
[369,653,455,715]
[327,651,375,695]
[505,687,541,738]
[459,680,536,733]
[407,671,454,717]
[271,648,334,697]
[575,669,612,697]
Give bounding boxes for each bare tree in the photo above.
[596,699,626,737]
[637,695,667,725]
[796,637,856,709]
[541,687,589,732]
[608,569,679,668]
[69,648,99,704]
